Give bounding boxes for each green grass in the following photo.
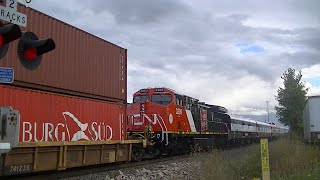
[202,136,320,180]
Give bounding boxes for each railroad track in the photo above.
[6,154,191,180]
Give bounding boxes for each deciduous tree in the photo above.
[275,68,308,135]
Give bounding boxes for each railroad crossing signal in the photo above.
[0,24,55,70]
[17,31,55,70]
[0,0,55,70]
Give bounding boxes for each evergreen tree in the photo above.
[275,68,308,134]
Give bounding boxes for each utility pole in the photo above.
[266,101,269,123]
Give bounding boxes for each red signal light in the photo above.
[18,32,55,70]
[23,48,37,61]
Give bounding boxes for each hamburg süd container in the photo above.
[0,85,127,143]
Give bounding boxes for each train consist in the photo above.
[0,4,288,176]
[127,88,289,160]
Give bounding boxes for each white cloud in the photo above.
[302,64,320,78]
[305,82,320,96]
[302,64,320,96]
[230,107,267,116]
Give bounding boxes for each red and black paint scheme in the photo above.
[127,87,230,160]
[127,87,289,160]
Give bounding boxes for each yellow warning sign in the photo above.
[260,138,270,180]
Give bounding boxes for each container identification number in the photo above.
[9,164,32,173]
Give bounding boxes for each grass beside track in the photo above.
[202,136,320,179]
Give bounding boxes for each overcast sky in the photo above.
[29,0,320,124]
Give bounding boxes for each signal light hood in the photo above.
[0,23,22,44]
[18,31,56,70]
[0,23,22,59]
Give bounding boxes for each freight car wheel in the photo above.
[132,149,144,162]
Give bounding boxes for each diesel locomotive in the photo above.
[127,87,289,160]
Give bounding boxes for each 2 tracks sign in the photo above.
[0,0,31,27]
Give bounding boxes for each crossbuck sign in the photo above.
[0,0,28,27]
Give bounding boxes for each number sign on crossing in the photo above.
[0,0,27,27]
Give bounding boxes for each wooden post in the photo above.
[260,138,270,180]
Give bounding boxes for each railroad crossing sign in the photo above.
[0,0,27,27]
[0,67,14,83]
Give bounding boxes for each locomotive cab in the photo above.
[127,88,199,134]
[127,87,230,158]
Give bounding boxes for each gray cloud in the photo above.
[30,0,320,121]
[83,0,190,25]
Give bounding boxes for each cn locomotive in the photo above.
[127,87,289,160]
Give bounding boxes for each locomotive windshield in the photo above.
[152,94,172,105]
[133,95,149,103]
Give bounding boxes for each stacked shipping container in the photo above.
[0,4,128,143]
[0,4,132,175]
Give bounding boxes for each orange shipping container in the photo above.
[0,85,127,143]
[0,4,127,103]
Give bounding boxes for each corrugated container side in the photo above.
[303,101,311,142]
[309,97,320,133]
[0,4,127,102]
[0,85,127,142]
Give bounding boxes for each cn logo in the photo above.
[176,108,182,115]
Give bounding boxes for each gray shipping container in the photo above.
[0,4,127,103]
[303,96,320,142]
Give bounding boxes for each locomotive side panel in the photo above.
[128,101,193,133]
